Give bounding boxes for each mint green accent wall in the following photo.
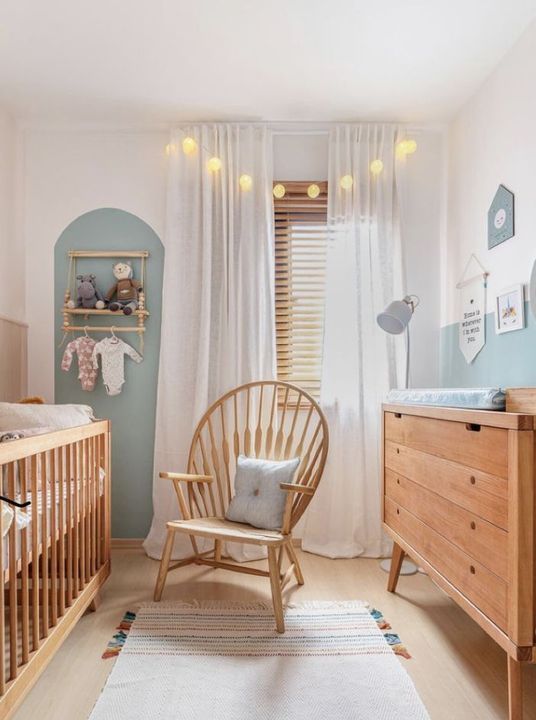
[440,302,536,388]
[54,209,164,538]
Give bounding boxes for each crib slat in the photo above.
[0,472,5,695]
[31,454,39,650]
[57,446,66,616]
[72,443,80,599]
[66,444,73,605]
[84,439,90,582]
[50,448,58,627]
[8,462,18,680]
[20,458,30,664]
[91,436,96,575]
[96,435,101,569]
[41,452,49,638]
[104,430,111,563]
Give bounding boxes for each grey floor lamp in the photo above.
[376,294,420,576]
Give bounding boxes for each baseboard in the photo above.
[111,538,145,549]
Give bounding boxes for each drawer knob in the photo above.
[470,521,476,530]
[470,565,476,575]
[470,476,476,485]
[396,478,401,485]
[396,508,400,515]
[396,448,400,454]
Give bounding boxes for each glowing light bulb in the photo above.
[182,137,197,155]
[165,143,178,156]
[273,183,286,199]
[307,183,320,199]
[397,139,417,157]
[239,174,253,191]
[370,159,384,176]
[340,174,354,190]
[207,156,222,173]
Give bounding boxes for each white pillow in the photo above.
[225,455,300,531]
[0,403,95,432]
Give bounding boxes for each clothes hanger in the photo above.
[84,326,90,338]
[110,326,119,343]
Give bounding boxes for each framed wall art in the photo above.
[495,283,525,334]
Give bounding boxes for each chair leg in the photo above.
[154,528,175,601]
[285,541,304,585]
[268,546,285,633]
[214,539,222,563]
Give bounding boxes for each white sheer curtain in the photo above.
[144,124,276,560]
[302,124,407,559]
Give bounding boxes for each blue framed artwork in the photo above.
[488,184,514,249]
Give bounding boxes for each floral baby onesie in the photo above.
[91,337,143,396]
[61,336,98,391]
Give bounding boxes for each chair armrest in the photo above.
[159,472,214,483]
[280,483,314,496]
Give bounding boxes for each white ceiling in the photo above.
[1,0,536,125]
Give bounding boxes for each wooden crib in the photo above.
[0,421,111,718]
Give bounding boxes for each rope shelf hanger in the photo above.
[61,249,150,353]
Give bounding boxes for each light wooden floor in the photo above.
[12,548,536,720]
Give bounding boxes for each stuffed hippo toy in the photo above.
[67,274,105,310]
[105,261,142,315]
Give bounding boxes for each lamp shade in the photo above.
[377,300,413,335]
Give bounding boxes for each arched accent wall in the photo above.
[54,208,164,537]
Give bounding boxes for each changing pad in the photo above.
[385,388,506,411]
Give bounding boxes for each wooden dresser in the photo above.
[382,403,535,720]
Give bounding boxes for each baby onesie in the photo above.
[91,337,143,396]
[61,336,98,391]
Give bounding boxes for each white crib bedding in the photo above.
[385,387,506,411]
[2,473,105,569]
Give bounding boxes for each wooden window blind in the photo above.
[274,181,328,400]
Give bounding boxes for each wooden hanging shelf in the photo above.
[63,308,149,317]
[67,250,149,258]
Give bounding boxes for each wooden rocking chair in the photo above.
[153,380,329,632]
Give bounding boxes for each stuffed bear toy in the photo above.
[67,274,105,310]
[105,261,142,315]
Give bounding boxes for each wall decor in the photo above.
[495,283,525,334]
[488,184,514,249]
[529,259,536,320]
[457,253,488,363]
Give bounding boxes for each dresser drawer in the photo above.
[384,441,508,529]
[384,412,508,477]
[385,498,507,630]
[385,470,507,579]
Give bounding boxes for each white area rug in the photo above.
[90,601,430,719]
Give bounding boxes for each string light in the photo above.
[307,183,320,199]
[182,137,197,155]
[239,174,253,191]
[396,139,417,157]
[370,159,384,176]
[164,143,178,156]
[340,174,354,190]
[207,157,222,173]
[273,184,286,199]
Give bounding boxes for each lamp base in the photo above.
[379,558,418,575]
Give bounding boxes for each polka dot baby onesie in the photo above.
[92,336,143,396]
[61,335,98,391]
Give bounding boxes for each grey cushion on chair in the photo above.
[225,455,300,531]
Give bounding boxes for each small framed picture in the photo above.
[495,284,525,334]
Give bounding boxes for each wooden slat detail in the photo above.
[384,441,508,529]
[384,412,508,477]
[274,180,327,399]
[385,498,508,630]
[385,470,508,579]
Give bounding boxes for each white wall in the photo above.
[444,20,536,326]
[22,128,168,399]
[21,126,442,398]
[0,108,25,321]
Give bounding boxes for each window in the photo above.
[274,181,328,400]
